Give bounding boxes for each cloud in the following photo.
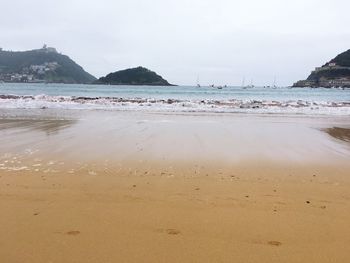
[0,0,349,85]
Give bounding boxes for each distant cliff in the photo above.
[0,46,96,84]
[95,67,173,86]
[293,49,350,88]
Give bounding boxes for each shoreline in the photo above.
[0,109,349,165]
[0,83,350,116]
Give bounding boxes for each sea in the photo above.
[0,83,350,115]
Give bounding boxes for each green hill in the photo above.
[0,46,96,84]
[95,67,173,86]
[293,49,350,88]
[329,49,350,67]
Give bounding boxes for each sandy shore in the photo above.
[0,109,350,262]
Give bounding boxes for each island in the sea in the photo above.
[0,46,174,86]
[293,49,350,88]
[0,45,96,84]
[95,66,173,86]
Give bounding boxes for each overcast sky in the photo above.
[1,0,349,86]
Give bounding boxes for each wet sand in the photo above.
[325,127,350,143]
[0,109,350,263]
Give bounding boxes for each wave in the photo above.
[0,94,350,115]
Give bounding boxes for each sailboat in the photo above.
[196,75,201,88]
[272,76,277,89]
[247,78,255,88]
[242,77,247,89]
[243,77,254,88]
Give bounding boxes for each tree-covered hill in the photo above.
[328,49,350,67]
[293,49,350,88]
[0,47,96,84]
[95,67,172,86]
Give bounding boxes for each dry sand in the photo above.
[0,109,350,263]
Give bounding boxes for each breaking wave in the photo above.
[0,94,350,115]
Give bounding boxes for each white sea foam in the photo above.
[0,94,350,115]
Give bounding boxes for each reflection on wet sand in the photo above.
[0,119,77,135]
[325,127,350,143]
[1,111,350,165]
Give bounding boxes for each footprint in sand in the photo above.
[66,231,81,236]
[267,241,282,246]
[156,228,181,235]
[166,229,181,235]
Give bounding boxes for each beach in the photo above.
[2,0,350,260]
[0,108,350,262]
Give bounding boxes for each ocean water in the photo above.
[0,83,350,115]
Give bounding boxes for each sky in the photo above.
[0,0,349,86]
